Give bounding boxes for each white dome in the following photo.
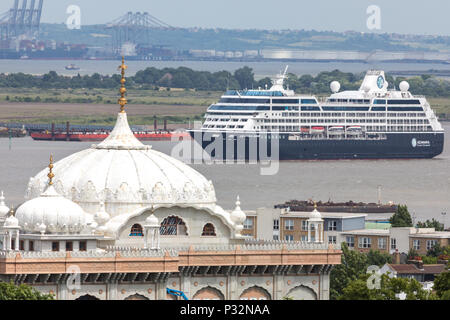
[94,202,110,225]
[0,191,10,218]
[145,214,159,227]
[308,206,323,222]
[399,81,410,92]
[4,214,19,228]
[16,185,86,234]
[330,81,340,93]
[230,196,246,225]
[26,112,217,216]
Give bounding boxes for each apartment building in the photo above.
[245,207,450,256]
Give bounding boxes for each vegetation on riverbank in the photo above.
[0,67,449,97]
[0,67,449,125]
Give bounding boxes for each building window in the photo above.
[358,237,371,248]
[285,235,294,242]
[285,219,294,231]
[346,236,355,248]
[52,242,60,252]
[243,218,253,230]
[273,219,279,230]
[426,240,438,251]
[130,224,144,236]
[201,223,216,236]
[391,238,397,250]
[378,238,387,250]
[29,241,34,252]
[301,220,308,231]
[11,240,15,250]
[19,240,24,251]
[328,236,337,244]
[413,239,420,250]
[301,235,307,241]
[273,235,279,240]
[66,241,73,252]
[328,221,337,231]
[79,241,87,252]
[160,216,188,235]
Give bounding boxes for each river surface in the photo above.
[0,124,449,227]
[0,59,449,78]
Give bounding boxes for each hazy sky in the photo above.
[0,0,448,35]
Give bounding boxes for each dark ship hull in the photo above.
[189,130,444,160]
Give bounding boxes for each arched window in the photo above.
[130,224,143,236]
[76,294,100,300]
[201,223,216,236]
[160,216,187,235]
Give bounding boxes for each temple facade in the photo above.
[0,59,341,300]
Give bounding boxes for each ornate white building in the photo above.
[0,59,341,300]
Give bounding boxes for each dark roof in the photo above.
[388,264,446,275]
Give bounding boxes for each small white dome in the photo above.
[330,81,340,93]
[145,214,159,227]
[0,191,10,218]
[230,196,246,225]
[16,185,86,234]
[38,222,47,234]
[309,205,323,222]
[94,202,110,225]
[4,214,19,228]
[399,81,410,92]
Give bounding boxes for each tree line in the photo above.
[0,67,448,97]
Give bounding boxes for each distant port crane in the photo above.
[0,0,43,41]
[106,11,173,55]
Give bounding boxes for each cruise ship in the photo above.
[189,69,444,160]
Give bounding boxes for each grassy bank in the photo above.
[0,88,219,107]
[0,89,449,126]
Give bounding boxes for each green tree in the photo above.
[389,205,413,227]
[339,273,433,300]
[367,249,392,266]
[330,242,369,300]
[427,243,444,257]
[0,281,54,300]
[433,271,450,299]
[234,66,255,90]
[416,218,444,231]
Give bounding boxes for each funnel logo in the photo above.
[411,138,417,148]
[377,76,384,89]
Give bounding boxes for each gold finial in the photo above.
[47,154,55,185]
[314,201,317,209]
[118,56,128,113]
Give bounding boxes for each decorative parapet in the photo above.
[0,240,342,275]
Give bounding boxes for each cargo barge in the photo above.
[31,131,190,141]
[275,200,397,214]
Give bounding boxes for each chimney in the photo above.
[393,249,400,264]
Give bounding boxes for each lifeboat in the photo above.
[310,126,324,134]
[346,126,362,135]
[328,126,344,135]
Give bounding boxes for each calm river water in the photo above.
[0,59,449,78]
[0,123,449,226]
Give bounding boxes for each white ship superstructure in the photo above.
[191,69,444,159]
[200,69,443,137]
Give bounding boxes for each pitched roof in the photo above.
[387,264,446,274]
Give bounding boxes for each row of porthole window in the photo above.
[130,218,216,237]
